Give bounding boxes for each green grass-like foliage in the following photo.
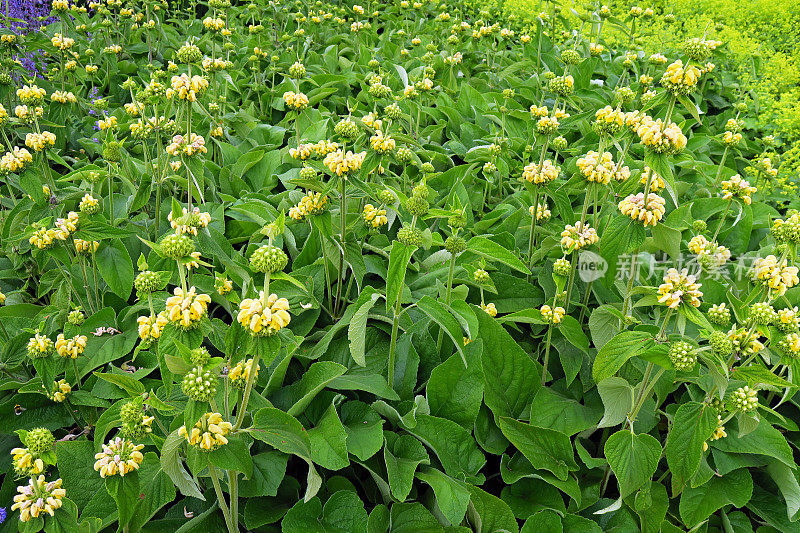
[0,0,799,532]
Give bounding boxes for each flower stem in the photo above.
[207,463,235,533]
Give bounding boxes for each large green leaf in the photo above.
[497,417,578,481]
[665,401,718,495]
[604,430,662,499]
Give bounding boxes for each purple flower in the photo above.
[0,506,6,523]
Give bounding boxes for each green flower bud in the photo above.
[102,140,122,162]
[730,386,758,412]
[334,118,360,140]
[553,258,571,276]
[749,302,776,325]
[668,340,697,372]
[448,213,467,229]
[288,61,306,78]
[160,233,195,260]
[377,189,395,204]
[692,220,707,233]
[551,136,568,151]
[709,330,733,356]
[397,225,422,247]
[384,102,402,120]
[25,428,55,455]
[134,270,160,295]
[560,49,581,65]
[190,347,211,366]
[473,269,490,284]
[396,147,413,163]
[250,244,288,273]
[406,195,429,217]
[708,303,731,325]
[445,235,466,254]
[67,309,85,325]
[181,365,218,401]
[420,162,435,173]
[299,166,317,180]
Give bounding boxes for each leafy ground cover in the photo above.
[0,0,799,532]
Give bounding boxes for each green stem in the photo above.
[711,200,732,243]
[540,326,554,386]
[207,463,235,533]
[387,289,403,389]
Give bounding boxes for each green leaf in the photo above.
[54,441,106,509]
[286,361,347,416]
[384,432,430,501]
[592,330,653,383]
[529,387,602,435]
[679,468,753,527]
[665,401,718,495]
[415,467,470,526]
[478,310,541,419]
[308,401,350,470]
[96,239,134,300]
[466,483,520,533]
[467,235,531,275]
[249,407,321,502]
[732,365,794,389]
[604,430,662,499]
[238,451,288,498]
[416,295,467,366]
[208,436,253,477]
[427,340,483,429]
[387,241,416,313]
[282,491,368,533]
[93,372,145,396]
[390,502,445,533]
[497,418,578,481]
[597,377,635,428]
[127,454,178,532]
[348,291,380,366]
[105,470,139,527]
[340,401,385,461]
[711,418,796,469]
[405,414,486,480]
[160,428,205,501]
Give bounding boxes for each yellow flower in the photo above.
[165,287,211,328]
[522,159,559,184]
[481,303,497,317]
[363,204,388,228]
[11,475,66,522]
[237,292,291,336]
[323,149,366,176]
[529,203,551,221]
[687,235,731,268]
[44,380,71,402]
[728,327,764,356]
[93,437,144,477]
[541,304,565,324]
[97,116,117,130]
[750,255,799,296]
[55,333,87,359]
[137,313,169,341]
[657,268,703,308]
[74,239,99,255]
[16,84,47,105]
[178,412,233,451]
[634,116,686,154]
[25,131,56,152]
[560,222,599,252]
[661,59,701,94]
[51,90,77,104]
[283,91,309,110]
[618,192,666,227]
[229,358,258,388]
[289,191,328,220]
[370,130,396,153]
[170,74,208,101]
[721,174,756,205]
[11,448,45,476]
[577,151,616,184]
